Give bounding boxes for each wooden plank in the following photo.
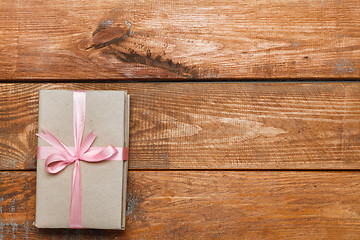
[2,171,360,239]
[0,0,359,79]
[2,83,360,170]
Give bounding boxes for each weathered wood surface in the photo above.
[2,171,360,239]
[2,83,360,170]
[1,0,359,79]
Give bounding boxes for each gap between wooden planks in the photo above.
[1,171,360,239]
[1,82,360,170]
[0,0,359,79]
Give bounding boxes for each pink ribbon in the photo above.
[36,91,128,228]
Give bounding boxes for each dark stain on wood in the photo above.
[92,26,129,46]
[126,176,145,222]
[81,16,212,78]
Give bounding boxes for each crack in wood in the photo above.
[103,46,197,78]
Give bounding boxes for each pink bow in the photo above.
[37,91,128,228]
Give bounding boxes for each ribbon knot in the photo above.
[36,91,128,228]
[37,128,118,174]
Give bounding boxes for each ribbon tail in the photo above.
[37,127,73,158]
[69,160,83,228]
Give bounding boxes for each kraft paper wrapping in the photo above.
[35,90,129,230]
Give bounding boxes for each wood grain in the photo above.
[2,171,360,239]
[2,83,360,170]
[0,0,359,79]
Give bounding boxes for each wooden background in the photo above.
[1,0,360,239]
[0,0,359,79]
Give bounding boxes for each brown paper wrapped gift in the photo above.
[35,90,129,230]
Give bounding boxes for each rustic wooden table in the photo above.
[1,0,360,239]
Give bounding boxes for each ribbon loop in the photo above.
[45,153,71,174]
[81,145,118,162]
[78,131,97,156]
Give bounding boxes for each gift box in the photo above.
[35,90,130,229]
